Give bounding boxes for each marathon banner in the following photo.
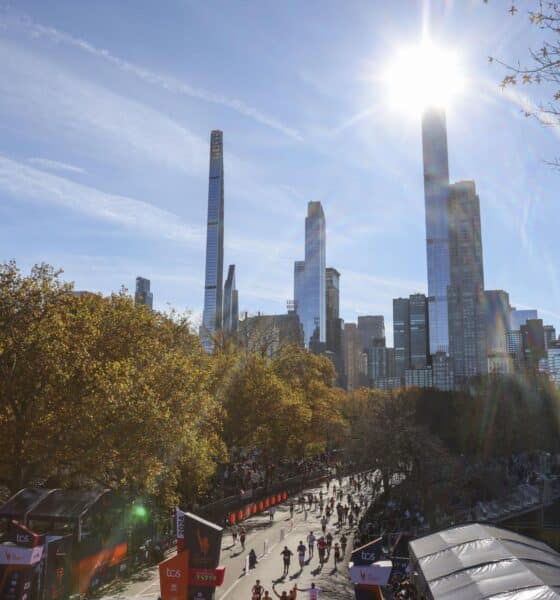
[349,561,392,586]
[228,491,288,524]
[189,567,225,587]
[6,521,41,548]
[176,508,186,553]
[350,537,384,566]
[159,551,189,600]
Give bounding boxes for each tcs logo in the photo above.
[166,568,182,578]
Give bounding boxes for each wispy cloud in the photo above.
[27,157,86,175]
[1,9,302,141]
[0,155,205,244]
[0,40,208,176]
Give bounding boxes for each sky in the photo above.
[1,0,559,343]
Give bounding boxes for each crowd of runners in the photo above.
[246,471,376,599]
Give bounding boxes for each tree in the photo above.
[490,1,560,165]
[0,262,225,508]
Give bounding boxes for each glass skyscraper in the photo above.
[293,201,326,347]
[202,130,225,352]
[447,180,487,382]
[422,108,451,355]
[223,264,238,334]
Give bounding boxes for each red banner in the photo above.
[189,566,225,587]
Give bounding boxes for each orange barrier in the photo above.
[227,490,289,525]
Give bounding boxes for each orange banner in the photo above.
[159,551,189,600]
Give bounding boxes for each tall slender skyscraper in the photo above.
[422,108,451,355]
[294,202,326,347]
[393,298,410,378]
[135,276,153,310]
[447,180,487,383]
[223,264,238,334]
[202,130,225,352]
[325,267,341,354]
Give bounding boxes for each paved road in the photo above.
[97,476,374,600]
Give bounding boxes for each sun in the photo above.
[383,39,465,114]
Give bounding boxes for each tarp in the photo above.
[409,523,560,599]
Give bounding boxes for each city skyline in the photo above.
[1,2,559,343]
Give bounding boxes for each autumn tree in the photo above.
[0,262,225,508]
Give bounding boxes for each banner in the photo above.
[349,561,392,586]
[159,551,189,600]
[176,508,186,553]
[0,546,43,566]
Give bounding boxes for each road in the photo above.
[97,476,374,600]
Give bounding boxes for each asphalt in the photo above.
[96,476,374,600]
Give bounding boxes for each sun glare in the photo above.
[383,39,465,114]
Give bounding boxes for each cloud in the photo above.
[27,157,86,175]
[0,155,205,244]
[0,40,208,176]
[1,9,302,141]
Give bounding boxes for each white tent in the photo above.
[409,523,560,599]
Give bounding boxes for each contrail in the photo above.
[0,9,303,141]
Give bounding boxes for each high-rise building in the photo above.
[393,298,410,378]
[544,325,557,350]
[422,108,451,356]
[325,268,343,377]
[447,180,487,385]
[485,290,512,354]
[201,130,225,352]
[238,313,303,356]
[540,346,560,387]
[342,323,361,391]
[293,202,326,347]
[510,308,538,331]
[223,265,238,334]
[357,316,385,351]
[134,277,153,310]
[521,318,546,369]
[409,293,430,369]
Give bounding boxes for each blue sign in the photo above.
[350,537,384,566]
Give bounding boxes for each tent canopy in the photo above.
[409,523,560,599]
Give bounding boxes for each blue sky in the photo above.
[1,0,559,342]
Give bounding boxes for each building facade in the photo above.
[357,316,385,351]
[447,180,487,385]
[409,293,430,369]
[485,290,511,354]
[223,264,239,334]
[134,276,153,310]
[393,298,410,378]
[201,130,225,352]
[422,108,451,356]
[294,202,326,347]
[239,313,303,356]
[342,323,362,391]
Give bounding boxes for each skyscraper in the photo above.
[326,267,342,363]
[409,293,430,368]
[135,276,153,310]
[393,294,429,379]
[447,180,487,383]
[342,323,362,391]
[393,298,410,378]
[510,308,538,330]
[293,202,326,347]
[422,108,451,356]
[202,130,225,352]
[223,264,238,334]
[485,290,512,354]
[357,316,385,351]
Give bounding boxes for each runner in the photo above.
[307,531,316,558]
[240,526,247,551]
[270,506,276,521]
[325,532,333,555]
[252,580,264,600]
[333,542,342,571]
[263,592,272,600]
[340,533,347,555]
[281,546,293,576]
[289,502,295,519]
[297,540,306,569]
[232,525,238,546]
[317,537,327,566]
[320,515,327,534]
[298,582,321,599]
